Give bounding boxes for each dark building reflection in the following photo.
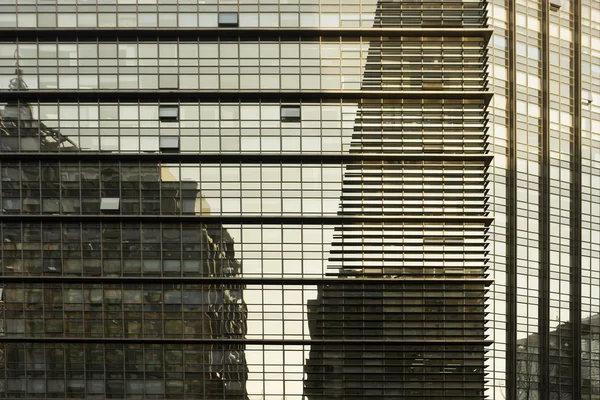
[0,67,248,399]
[304,1,491,398]
[516,314,600,400]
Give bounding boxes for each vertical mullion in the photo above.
[570,0,583,397]
[506,0,518,397]
[539,0,551,398]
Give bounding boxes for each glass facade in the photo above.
[0,0,598,399]
[0,95,249,398]
[486,0,600,399]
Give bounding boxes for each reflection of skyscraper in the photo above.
[304,1,492,398]
[0,68,247,399]
[581,315,600,400]
[1,0,598,398]
[516,314,600,400]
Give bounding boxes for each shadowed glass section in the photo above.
[0,69,248,399]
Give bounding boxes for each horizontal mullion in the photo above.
[354,139,488,144]
[331,247,489,252]
[355,136,488,141]
[343,165,489,170]
[334,237,488,241]
[341,185,487,189]
[0,152,495,164]
[355,146,488,151]
[336,230,489,235]
[340,191,487,196]
[335,212,490,218]
[317,311,488,315]
[343,182,488,186]
[354,128,488,132]
[355,149,489,154]
[340,230,488,234]
[1,89,494,103]
[0,214,494,224]
[340,202,487,207]
[329,250,488,255]
[0,276,492,284]
[342,200,488,205]
[365,73,487,79]
[341,198,487,203]
[342,184,488,189]
[345,163,489,169]
[0,27,494,41]
[348,151,490,156]
[343,168,488,173]
[343,178,487,184]
[353,128,489,133]
[0,337,493,345]
[358,120,489,124]
[365,114,489,118]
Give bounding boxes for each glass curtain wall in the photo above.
[0,0,499,399]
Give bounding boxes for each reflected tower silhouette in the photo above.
[304,1,492,398]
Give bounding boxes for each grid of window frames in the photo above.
[487,0,509,397]
[301,3,491,396]
[484,0,600,397]
[0,161,490,218]
[512,0,545,397]
[508,0,597,399]
[0,343,310,399]
[0,221,339,278]
[547,1,576,398]
[580,0,600,397]
[0,101,489,154]
[0,0,487,29]
[0,39,489,92]
[0,0,496,399]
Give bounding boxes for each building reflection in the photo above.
[516,314,600,400]
[0,67,248,399]
[304,1,491,398]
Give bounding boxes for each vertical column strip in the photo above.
[506,0,518,397]
[539,0,551,398]
[571,0,582,397]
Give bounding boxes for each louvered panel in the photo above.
[338,163,489,216]
[374,0,488,28]
[305,1,491,398]
[327,223,489,275]
[361,39,488,91]
[305,342,487,398]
